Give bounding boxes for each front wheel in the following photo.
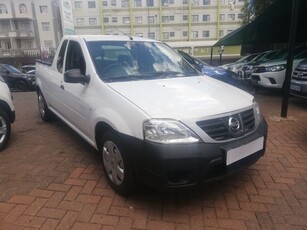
[0,109,11,151]
[13,80,28,91]
[100,130,135,195]
[38,91,54,121]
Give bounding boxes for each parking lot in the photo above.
[0,91,306,230]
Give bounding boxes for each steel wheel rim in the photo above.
[38,95,45,117]
[0,116,7,144]
[102,140,124,185]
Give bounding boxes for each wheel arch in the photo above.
[0,100,15,123]
[95,121,114,151]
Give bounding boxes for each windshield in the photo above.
[87,41,199,82]
[3,64,21,74]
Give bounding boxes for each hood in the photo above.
[108,76,253,120]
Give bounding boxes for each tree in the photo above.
[241,0,274,25]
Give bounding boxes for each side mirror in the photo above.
[64,69,89,84]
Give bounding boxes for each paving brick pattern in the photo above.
[0,91,306,230]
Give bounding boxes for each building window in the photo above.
[102,1,108,6]
[162,16,174,23]
[75,1,82,8]
[111,0,117,6]
[147,0,154,7]
[21,22,30,30]
[0,4,8,14]
[202,30,210,37]
[183,31,188,36]
[162,0,174,6]
[89,18,97,25]
[183,15,188,21]
[148,16,155,24]
[192,15,199,22]
[203,14,210,21]
[88,1,96,8]
[39,5,48,13]
[238,13,243,20]
[219,30,224,37]
[76,18,84,25]
[228,14,235,20]
[42,22,50,31]
[170,32,175,37]
[148,32,155,39]
[122,0,129,7]
[136,33,143,37]
[183,0,188,4]
[203,0,210,5]
[19,4,27,14]
[135,17,142,24]
[112,17,117,23]
[104,17,109,23]
[192,0,199,6]
[123,17,130,24]
[134,0,142,7]
[163,32,169,39]
[44,40,53,48]
[227,30,233,34]
[192,31,198,38]
[220,14,225,21]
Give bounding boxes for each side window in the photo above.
[57,40,68,73]
[65,41,86,75]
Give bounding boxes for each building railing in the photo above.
[0,48,56,59]
[0,30,34,38]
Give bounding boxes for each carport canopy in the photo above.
[214,0,307,47]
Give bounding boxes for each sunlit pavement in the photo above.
[0,91,306,230]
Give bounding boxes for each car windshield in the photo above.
[87,41,199,82]
[3,64,21,74]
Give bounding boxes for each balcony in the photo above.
[0,49,41,58]
[0,30,34,38]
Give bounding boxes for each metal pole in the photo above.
[147,0,150,37]
[210,46,213,65]
[281,0,300,117]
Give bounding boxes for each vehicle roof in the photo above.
[63,35,158,43]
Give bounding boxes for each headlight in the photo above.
[265,65,286,72]
[253,99,263,125]
[143,119,201,144]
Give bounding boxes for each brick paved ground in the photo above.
[0,91,306,230]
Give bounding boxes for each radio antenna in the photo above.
[112,27,133,41]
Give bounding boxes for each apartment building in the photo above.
[0,0,61,61]
[0,0,243,62]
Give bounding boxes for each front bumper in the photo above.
[122,119,268,190]
[290,80,307,99]
[250,71,285,89]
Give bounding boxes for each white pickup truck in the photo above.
[35,35,267,195]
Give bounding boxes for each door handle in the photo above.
[60,85,64,90]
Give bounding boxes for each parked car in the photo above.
[177,50,254,92]
[0,64,35,91]
[220,53,260,74]
[290,58,307,98]
[0,76,15,151]
[36,35,267,195]
[239,50,280,80]
[20,64,35,73]
[250,46,307,90]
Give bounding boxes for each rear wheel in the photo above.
[0,109,11,151]
[38,91,54,121]
[100,130,135,195]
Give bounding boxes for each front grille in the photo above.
[292,70,307,81]
[196,109,255,141]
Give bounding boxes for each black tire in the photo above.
[100,130,135,195]
[13,80,28,91]
[0,109,11,151]
[37,90,54,121]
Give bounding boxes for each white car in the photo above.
[36,35,268,195]
[0,77,15,151]
[251,48,307,89]
[220,53,260,74]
